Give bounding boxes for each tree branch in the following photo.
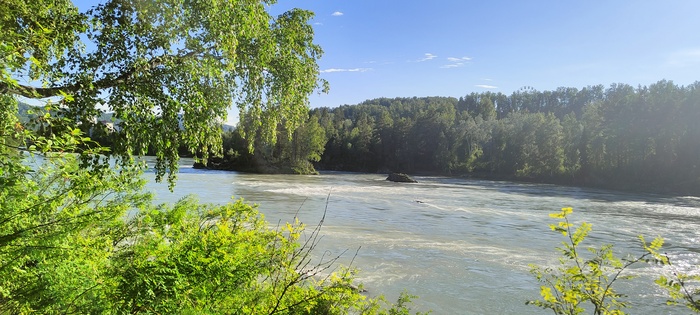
[1,50,208,99]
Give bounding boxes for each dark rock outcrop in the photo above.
[386,172,417,183]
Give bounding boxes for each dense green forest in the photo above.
[216,80,700,196]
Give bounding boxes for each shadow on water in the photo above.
[420,175,700,208]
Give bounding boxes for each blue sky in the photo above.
[268,0,700,109]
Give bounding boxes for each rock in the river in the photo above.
[386,172,417,183]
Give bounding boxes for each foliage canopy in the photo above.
[309,82,700,195]
[1,0,327,184]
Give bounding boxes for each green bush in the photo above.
[528,207,700,315]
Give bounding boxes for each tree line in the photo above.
[216,80,700,195]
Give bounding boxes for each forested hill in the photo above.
[17,102,35,122]
[309,80,700,195]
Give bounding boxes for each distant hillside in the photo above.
[17,102,236,133]
[222,124,236,132]
[17,101,37,123]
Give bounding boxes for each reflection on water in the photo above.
[144,158,700,314]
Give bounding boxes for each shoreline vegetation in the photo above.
[188,79,700,198]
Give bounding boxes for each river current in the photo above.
[145,158,700,314]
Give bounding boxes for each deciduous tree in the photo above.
[1,0,327,184]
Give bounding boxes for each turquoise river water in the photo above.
[144,158,700,314]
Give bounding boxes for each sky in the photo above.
[267,0,700,110]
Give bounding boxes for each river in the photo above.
[144,158,700,314]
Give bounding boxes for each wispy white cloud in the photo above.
[320,68,371,73]
[414,53,437,62]
[481,78,493,81]
[314,22,323,25]
[475,84,498,89]
[442,56,472,68]
[447,56,472,62]
[331,11,344,16]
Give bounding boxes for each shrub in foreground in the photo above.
[0,112,426,314]
[529,207,699,314]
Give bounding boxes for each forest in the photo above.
[215,80,700,196]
